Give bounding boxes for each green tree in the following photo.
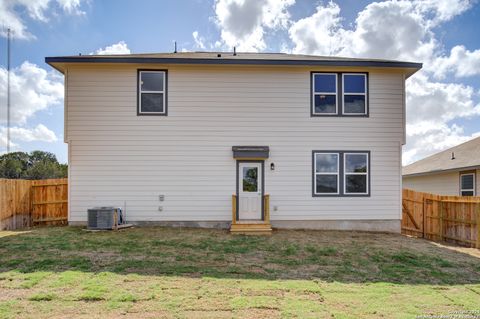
[0,152,30,179]
[0,151,67,179]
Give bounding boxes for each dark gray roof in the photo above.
[403,136,480,176]
[46,51,422,75]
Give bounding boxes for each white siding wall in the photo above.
[403,169,480,196]
[66,64,405,222]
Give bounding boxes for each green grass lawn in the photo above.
[0,227,479,318]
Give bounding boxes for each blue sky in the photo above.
[0,0,480,164]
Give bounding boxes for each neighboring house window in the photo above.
[343,74,367,115]
[313,151,370,197]
[460,173,475,196]
[311,72,368,116]
[138,70,167,115]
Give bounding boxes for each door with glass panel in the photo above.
[238,162,262,220]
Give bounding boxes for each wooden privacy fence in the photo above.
[0,178,68,230]
[402,188,480,248]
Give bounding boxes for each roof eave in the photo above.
[48,62,65,74]
[403,164,480,177]
[45,56,422,74]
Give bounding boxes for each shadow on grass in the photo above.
[0,226,479,285]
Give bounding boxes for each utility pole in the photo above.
[6,27,11,153]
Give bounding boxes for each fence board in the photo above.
[402,188,480,248]
[0,179,32,230]
[0,178,68,230]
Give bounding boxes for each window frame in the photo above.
[137,69,168,116]
[342,73,368,116]
[312,150,371,197]
[311,73,338,116]
[459,172,476,196]
[310,71,369,117]
[313,152,340,195]
[343,152,369,195]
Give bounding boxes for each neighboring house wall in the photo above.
[402,169,480,196]
[403,172,459,195]
[66,64,405,225]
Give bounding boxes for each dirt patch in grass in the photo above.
[1,227,479,284]
[0,226,479,318]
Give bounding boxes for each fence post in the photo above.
[422,198,426,238]
[477,203,480,249]
[439,200,444,242]
[29,182,33,228]
[13,181,17,230]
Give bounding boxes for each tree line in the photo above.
[0,151,67,179]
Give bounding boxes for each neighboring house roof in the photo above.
[45,51,422,76]
[403,136,480,177]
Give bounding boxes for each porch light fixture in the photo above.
[270,163,275,171]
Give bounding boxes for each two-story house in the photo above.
[46,52,421,234]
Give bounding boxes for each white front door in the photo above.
[238,162,262,220]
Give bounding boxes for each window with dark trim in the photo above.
[313,151,370,197]
[311,72,368,116]
[312,73,338,115]
[313,152,340,195]
[460,172,475,196]
[344,152,369,195]
[342,74,367,115]
[138,70,167,115]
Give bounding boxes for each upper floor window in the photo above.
[312,73,338,115]
[343,74,367,115]
[311,72,368,116]
[460,172,475,196]
[138,70,167,115]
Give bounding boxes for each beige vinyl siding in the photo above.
[403,169,480,196]
[67,65,405,222]
[403,172,459,195]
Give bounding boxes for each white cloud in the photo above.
[288,0,472,69]
[403,122,480,165]
[406,72,480,124]
[0,62,64,125]
[0,0,80,153]
[0,0,86,40]
[56,0,86,15]
[430,45,480,79]
[288,2,345,56]
[288,0,470,61]
[403,72,480,164]
[214,0,295,51]
[0,124,57,150]
[192,31,206,49]
[92,41,131,55]
[414,0,471,24]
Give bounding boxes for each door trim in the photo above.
[236,160,265,221]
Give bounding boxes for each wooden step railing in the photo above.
[264,194,270,224]
[232,194,237,225]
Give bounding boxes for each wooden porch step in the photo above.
[230,223,272,235]
[235,220,266,224]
